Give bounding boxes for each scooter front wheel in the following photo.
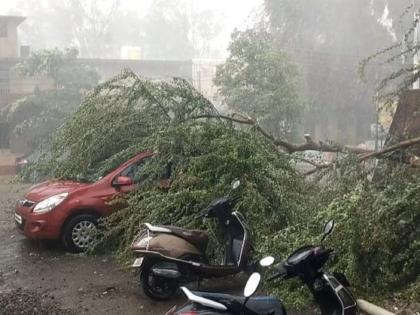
[140,259,179,301]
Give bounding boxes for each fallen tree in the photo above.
[26,70,420,309]
[193,113,372,154]
[193,112,420,175]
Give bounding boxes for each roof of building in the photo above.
[0,15,26,25]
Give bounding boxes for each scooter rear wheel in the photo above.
[140,259,179,301]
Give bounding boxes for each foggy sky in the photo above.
[0,0,264,58]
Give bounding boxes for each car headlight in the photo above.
[33,192,69,214]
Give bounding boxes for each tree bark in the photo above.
[359,136,420,160]
[192,113,372,154]
[192,112,420,175]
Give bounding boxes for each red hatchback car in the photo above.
[15,152,153,252]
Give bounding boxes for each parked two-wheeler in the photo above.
[131,180,256,300]
[167,256,279,315]
[168,220,359,315]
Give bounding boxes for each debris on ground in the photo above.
[0,288,75,315]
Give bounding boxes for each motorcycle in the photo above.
[131,180,256,300]
[168,220,359,315]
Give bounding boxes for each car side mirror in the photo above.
[321,219,335,244]
[114,176,133,187]
[231,179,241,189]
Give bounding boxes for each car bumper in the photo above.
[15,204,61,240]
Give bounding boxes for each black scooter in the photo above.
[167,220,359,315]
[166,256,277,315]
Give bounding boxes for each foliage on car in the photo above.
[27,70,420,308]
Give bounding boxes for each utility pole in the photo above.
[375,90,379,151]
[401,5,407,65]
[413,0,420,89]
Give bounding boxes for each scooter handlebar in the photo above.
[268,262,288,281]
[194,211,206,219]
[194,207,210,219]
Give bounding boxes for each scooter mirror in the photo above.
[323,219,335,236]
[231,179,241,190]
[244,272,261,298]
[259,256,275,267]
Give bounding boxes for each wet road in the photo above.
[0,176,307,315]
[0,177,182,314]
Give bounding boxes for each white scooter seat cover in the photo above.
[144,223,172,233]
[180,287,227,311]
[193,290,285,314]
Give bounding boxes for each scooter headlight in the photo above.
[136,236,152,248]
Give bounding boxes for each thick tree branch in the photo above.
[192,113,420,175]
[359,136,420,160]
[303,137,420,175]
[192,113,372,154]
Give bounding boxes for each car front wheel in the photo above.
[62,214,98,253]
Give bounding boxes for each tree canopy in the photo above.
[141,0,223,59]
[214,29,303,139]
[0,48,99,151]
[264,0,394,143]
[360,3,420,106]
[11,0,223,59]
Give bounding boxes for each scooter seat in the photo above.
[192,291,285,315]
[244,296,285,315]
[160,226,209,251]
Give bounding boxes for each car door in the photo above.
[107,158,149,210]
[114,158,149,192]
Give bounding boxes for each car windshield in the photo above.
[65,156,170,184]
[64,173,97,183]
